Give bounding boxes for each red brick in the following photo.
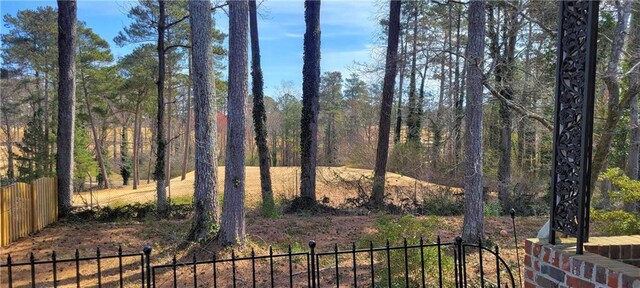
[524,280,537,288]
[584,245,598,254]
[525,240,533,255]
[536,275,560,287]
[607,270,620,287]
[620,244,632,259]
[632,244,640,259]
[534,259,540,271]
[543,246,552,262]
[526,269,535,281]
[622,274,640,288]
[552,250,560,267]
[598,245,610,257]
[525,254,532,267]
[610,245,620,259]
[561,253,572,272]
[566,275,595,288]
[595,266,607,284]
[583,261,594,280]
[570,258,582,276]
[534,243,542,257]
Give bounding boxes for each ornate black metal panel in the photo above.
[549,1,599,254]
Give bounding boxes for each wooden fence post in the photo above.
[1,187,6,246]
[30,180,36,234]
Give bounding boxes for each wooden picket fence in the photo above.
[0,177,57,246]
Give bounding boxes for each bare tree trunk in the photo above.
[591,1,634,190]
[121,125,129,185]
[629,95,639,179]
[497,3,517,213]
[249,0,275,214]
[56,0,77,215]
[462,0,486,244]
[372,0,401,209]
[394,36,406,144]
[220,0,248,246]
[133,99,141,189]
[44,75,51,173]
[453,6,463,174]
[299,0,321,203]
[155,0,168,212]
[112,127,117,161]
[271,133,277,166]
[188,0,219,241]
[626,1,640,212]
[80,69,110,189]
[181,52,192,181]
[166,66,173,186]
[406,5,420,144]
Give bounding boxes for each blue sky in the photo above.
[1,0,382,97]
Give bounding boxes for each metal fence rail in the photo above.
[1,236,516,288]
[1,246,147,288]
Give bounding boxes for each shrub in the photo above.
[591,168,640,235]
[420,188,464,216]
[483,201,503,217]
[70,202,192,222]
[362,215,455,287]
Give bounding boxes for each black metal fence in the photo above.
[1,237,516,288]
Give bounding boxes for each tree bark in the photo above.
[220,0,248,246]
[133,98,141,189]
[181,52,192,181]
[462,0,486,244]
[300,0,321,203]
[497,3,517,213]
[625,1,640,212]
[80,68,110,189]
[590,1,633,190]
[165,65,173,188]
[372,0,401,209]
[188,0,219,241]
[406,5,420,144]
[121,125,129,185]
[155,0,168,212]
[249,0,275,214]
[394,36,406,144]
[629,94,639,179]
[44,75,51,174]
[56,0,77,215]
[453,6,463,174]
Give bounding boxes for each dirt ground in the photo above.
[73,166,460,208]
[1,213,547,287]
[2,167,548,287]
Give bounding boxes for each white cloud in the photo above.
[284,32,304,39]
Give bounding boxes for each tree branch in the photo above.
[165,15,189,30]
[503,1,557,36]
[482,80,553,131]
[165,44,191,52]
[164,3,229,29]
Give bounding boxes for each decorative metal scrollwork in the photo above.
[549,1,599,254]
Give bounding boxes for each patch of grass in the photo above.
[170,195,194,205]
[257,197,285,218]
